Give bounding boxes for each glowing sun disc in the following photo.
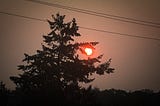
[85,48,93,56]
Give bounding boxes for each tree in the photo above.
[10,13,114,105]
[0,81,10,106]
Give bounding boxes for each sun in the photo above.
[84,47,93,56]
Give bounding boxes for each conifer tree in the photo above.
[10,13,114,105]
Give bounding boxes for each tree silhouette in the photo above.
[10,13,114,105]
[96,89,160,106]
[0,81,10,106]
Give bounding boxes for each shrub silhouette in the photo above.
[0,81,11,106]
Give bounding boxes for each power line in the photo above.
[26,0,160,26]
[0,11,160,41]
[25,0,160,28]
[80,27,160,41]
[0,11,45,22]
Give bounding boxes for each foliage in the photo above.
[96,89,160,106]
[0,81,10,106]
[10,13,114,105]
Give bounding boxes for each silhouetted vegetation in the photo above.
[9,13,114,106]
[96,89,160,106]
[0,81,13,106]
[1,84,160,106]
[1,13,160,105]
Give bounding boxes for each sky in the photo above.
[0,0,160,91]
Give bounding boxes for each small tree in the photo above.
[10,13,114,105]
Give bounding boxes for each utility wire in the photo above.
[80,26,160,41]
[25,0,160,28]
[0,11,160,41]
[26,0,160,25]
[0,11,45,22]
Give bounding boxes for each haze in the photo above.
[0,0,160,91]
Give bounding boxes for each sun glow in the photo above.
[85,48,93,56]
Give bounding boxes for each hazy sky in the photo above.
[0,0,160,91]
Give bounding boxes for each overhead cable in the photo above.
[0,11,160,41]
[25,0,160,28]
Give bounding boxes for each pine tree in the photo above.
[10,13,114,105]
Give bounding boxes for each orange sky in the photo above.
[0,0,160,91]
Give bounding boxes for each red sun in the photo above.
[84,47,93,56]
